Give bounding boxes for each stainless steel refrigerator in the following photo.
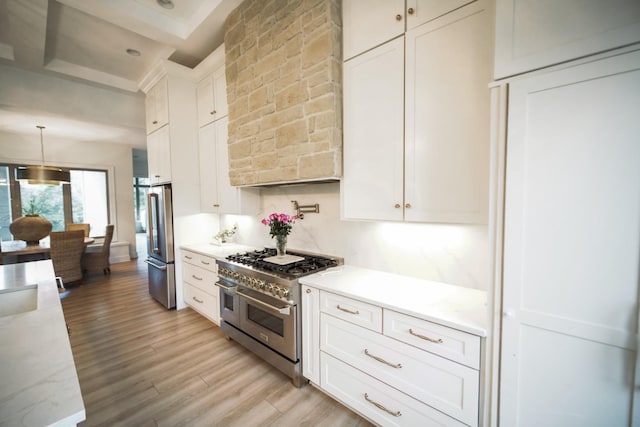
[146,184,176,309]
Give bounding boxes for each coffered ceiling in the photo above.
[0,0,241,148]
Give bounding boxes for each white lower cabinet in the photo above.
[303,288,482,426]
[321,353,465,427]
[182,250,220,324]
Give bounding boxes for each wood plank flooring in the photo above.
[60,257,374,427]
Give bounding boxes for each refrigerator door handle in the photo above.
[148,193,160,254]
[145,259,167,271]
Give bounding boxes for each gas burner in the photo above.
[224,248,339,279]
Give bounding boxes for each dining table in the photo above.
[1,237,95,264]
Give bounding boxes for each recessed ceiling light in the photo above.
[157,0,174,9]
[126,48,141,57]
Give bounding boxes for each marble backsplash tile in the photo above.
[219,183,489,291]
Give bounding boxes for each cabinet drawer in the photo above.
[182,263,218,296]
[320,291,382,332]
[184,283,219,324]
[182,250,217,273]
[321,314,479,426]
[321,352,465,427]
[384,310,481,369]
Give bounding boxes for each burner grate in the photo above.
[225,248,339,278]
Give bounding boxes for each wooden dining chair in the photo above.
[82,225,114,275]
[66,223,90,238]
[50,230,86,286]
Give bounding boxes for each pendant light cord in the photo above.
[37,125,45,167]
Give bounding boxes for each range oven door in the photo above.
[237,287,297,362]
[216,280,240,327]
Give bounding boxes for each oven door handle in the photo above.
[215,281,235,292]
[237,289,291,316]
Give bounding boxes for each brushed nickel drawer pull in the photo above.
[185,255,193,260]
[364,349,402,368]
[192,274,203,281]
[336,304,359,315]
[409,328,443,343]
[192,296,204,304]
[364,393,401,417]
[200,260,210,265]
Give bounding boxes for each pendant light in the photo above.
[15,125,71,185]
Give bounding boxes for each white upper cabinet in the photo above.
[147,124,171,185]
[342,0,404,60]
[198,118,260,215]
[143,67,200,215]
[144,76,169,135]
[404,2,492,223]
[342,0,492,223]
[494,0,640,79]
[196,65,228,127]
[342,37,405,221]
[343,0,477,60]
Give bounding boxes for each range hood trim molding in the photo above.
[237,177,341,189]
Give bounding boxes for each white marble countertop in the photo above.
[299,265,488,337]
[179,243,257,260]
[0,260,85,427]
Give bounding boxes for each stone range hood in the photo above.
[224,0,342,187]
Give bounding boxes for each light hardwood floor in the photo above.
[61,257,374,427]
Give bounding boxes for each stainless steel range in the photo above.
[215,248,343,387]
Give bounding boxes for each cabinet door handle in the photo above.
[192,296,204,304]
[364,349,402,368]
[185,255,193,260]
[210,111,215,115]
[407,7,414,15]
[192,274,203,281]
[405,203,412,209]
[306,289,311,293]
[336,304,359,315]
[152,120,158,124]
[409,328,443,344]
[394,203,401,209]
[395,14,402,21]
[213,204,220,208]
[364,393,401,417]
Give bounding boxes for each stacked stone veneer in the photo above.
[225,0,342,186]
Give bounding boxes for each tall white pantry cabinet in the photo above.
[489,1,640,425]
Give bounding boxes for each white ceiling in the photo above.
[0,0,242,148]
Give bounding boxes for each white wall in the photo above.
[0,131,139,259]
[221,183,489,290]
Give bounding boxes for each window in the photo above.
[0,164,110,239]
[0,166,11,241]
[133,177,149,233]
[70,170,109,236]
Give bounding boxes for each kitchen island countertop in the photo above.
[300,265,487,337]
[0,260,85,427]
